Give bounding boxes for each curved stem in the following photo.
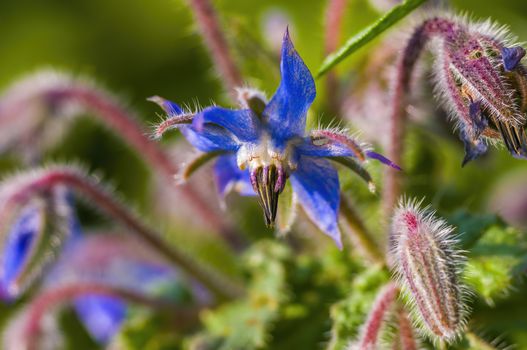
[49,85,245,249]
[340,196,385,265]
[1,167,244,300]
[23,283,196,350]
[188,0,243,95]
[0,74,245,249]
[382,23,428,216]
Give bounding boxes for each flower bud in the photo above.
[390,199,467,342]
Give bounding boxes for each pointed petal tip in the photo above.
[366,151,402,171]
[283,26,290,41]
[333,229,343,250]
[146,95,161,103]
[147,95,183,116]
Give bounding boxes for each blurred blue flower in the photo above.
[0,190,80,301]
[73,262,176,344]
[0,204,44,300]
[45,234,196,345]
[150,29,398,248]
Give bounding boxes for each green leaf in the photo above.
[463,224,527,305]
[316,0,427,77]
[447,210,500,249]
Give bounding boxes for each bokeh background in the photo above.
[2,0,527,348]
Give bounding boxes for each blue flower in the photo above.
[46,234,192,345]
[73,262,176,344]
[150,29,398,248]
[0,191,81,301]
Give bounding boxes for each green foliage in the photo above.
[463,221,527,305]
[326,265,390,350]
[187,241,292,350]
[317,0,428,77]
[113,311,184,350]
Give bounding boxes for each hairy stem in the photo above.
[340,196,385,265]
[356,282,398,349]
[382,23,428,215]
[188,0,243,95]
[393,307,418,350]
[49,85,245,249]
[1,167,244,300]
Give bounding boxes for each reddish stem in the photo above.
[382,24,428,215]
[324,0,347,114]
[188,0,243,95]
[48,86,244,249]
[394,307,418,350]
[23,283,192,350]
[356,282,398,349]
[1,167,244,300]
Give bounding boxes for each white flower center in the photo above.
[236,134,297,173]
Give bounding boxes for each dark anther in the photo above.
[250,165,286,227]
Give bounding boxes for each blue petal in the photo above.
[295,140,358,158]
[364,151,402,170]
[180,125,239,153]
[148,96,240,152]
[0,205,43,300]
[264,29,316,146]
[501,46,526,71]
[290,157,342,248]
[460,128,488,166]
[75,295,127,344]
[214,154,255,197]
[193,107,261,143]
[296,140,401,170]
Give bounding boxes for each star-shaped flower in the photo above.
[150,29,399,248]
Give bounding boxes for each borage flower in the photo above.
[150,29,399,248]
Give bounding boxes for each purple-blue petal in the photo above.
[264,29,316,147]
[180,125,239,153]
[501,46,526,71]
[295,140,357,158]
[290,157,342,248]
[0,205,43,301]
[149,96,240,152]
[75,295,127,344]
[193,107,261,143]
[365,151,402,170]
[296,140,401,170]
[214,154,255,197]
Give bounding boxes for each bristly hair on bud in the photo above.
[389,198,469,344]
[412,14,527,163]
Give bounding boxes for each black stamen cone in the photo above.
[252,165,280,227]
